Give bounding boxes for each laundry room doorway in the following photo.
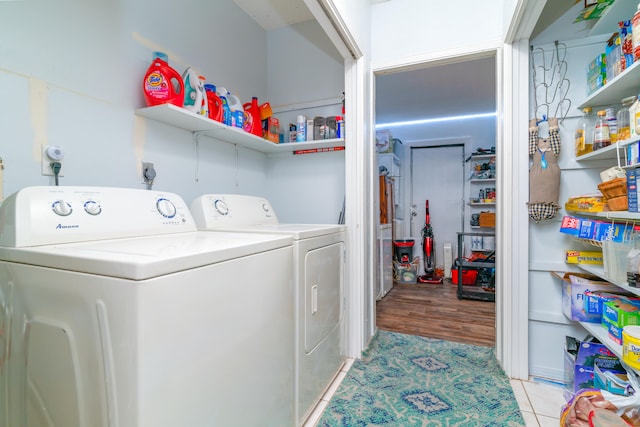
[409,143,465,277]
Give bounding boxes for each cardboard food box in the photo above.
[479,212,495,227]
[564,336,620,396]
[554,272,614,322]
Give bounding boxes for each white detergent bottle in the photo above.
[182,67,205,114]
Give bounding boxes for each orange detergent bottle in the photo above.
[142,52,184,107]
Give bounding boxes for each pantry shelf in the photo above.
[580,321,623,360]
[566,209,640,223]
[577,61,640,110]
[135,104,345,154]
[577,263,640,297]
[575,143,619,161]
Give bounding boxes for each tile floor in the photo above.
[303,358,566,427]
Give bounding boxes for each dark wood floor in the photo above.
[376,279,496,347]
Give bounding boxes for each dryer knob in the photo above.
[52,200,72,216]
[84,200,102,215]
[262,203,270,213]
[214,199,229,216]
[156,198,177,218]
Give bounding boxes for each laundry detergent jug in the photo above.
[143,52,184,107]
[182,67,206,115]
[216,86,233,126]
[243,97,263,137]
[204,84,224,123]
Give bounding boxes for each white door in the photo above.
[410,144,464,276]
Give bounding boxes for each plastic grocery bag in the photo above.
[560,363,640,426]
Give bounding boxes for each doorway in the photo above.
[373,53,498,348]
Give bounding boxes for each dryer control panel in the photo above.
[190,194,279,229]
[0,186,197,247]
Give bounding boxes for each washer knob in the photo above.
[84,200,102,215]
[262,203,270,213]
[214,199,229,216]
[156,198,177,218]
[51,200,72,216]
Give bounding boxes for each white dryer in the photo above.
[190,194,346,426]
[0,186,295,427]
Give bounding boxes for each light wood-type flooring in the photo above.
[375,279,496,347]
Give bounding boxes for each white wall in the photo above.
[0,0,344,224]
[370,0,504,69]
[265,21,346,223]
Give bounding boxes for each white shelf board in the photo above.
[588,0,638,37]
[567,209,640,222]
[575,143,620,161]
[578,61,640,109]
[469,202,496,206]
[470,153,495,160]
[577,263,640,297]
[580,321,623,360]
[135,104,345,154]
[470,178,496,183]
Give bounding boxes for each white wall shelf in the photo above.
[577,60,640,110]
[470,202,496,206]
[575,143,619,161]
[470,178,496,183]
[566,209,640,223]
[580,321,623,360]
[136,104,345,154]
[587,0,638,39]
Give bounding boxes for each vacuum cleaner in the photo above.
[417,200,443,284]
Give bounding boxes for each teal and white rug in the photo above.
[318,330,524,426]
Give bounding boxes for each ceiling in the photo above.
[233,0,578,133]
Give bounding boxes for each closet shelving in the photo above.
[467,153,496,229]
[563,2,640,367]
[136,104,345,155]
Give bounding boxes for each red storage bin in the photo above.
[451,269,478,285]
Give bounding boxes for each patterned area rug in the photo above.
[318,330,524,426]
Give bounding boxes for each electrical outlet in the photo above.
[142,162,156,184]
[41,145,65,176]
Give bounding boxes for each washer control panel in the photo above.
[0,186,197,247]
[190,194,279,230]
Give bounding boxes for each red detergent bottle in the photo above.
[243,97,263,137]
[142,52,184,107]
[204,84,224,123]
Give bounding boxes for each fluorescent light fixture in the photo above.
[376,112,496,129]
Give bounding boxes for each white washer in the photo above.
[190,194,346,426]
[0,186,295,427]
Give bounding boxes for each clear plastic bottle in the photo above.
[618,96,635,142]
[575,107,595,157]
[593,109,611,151]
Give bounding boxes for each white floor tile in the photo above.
[521,411,540,427]
[510,379,534,413]
[302,399,329,427]
[521,380,565,419]
[537,414,560,427]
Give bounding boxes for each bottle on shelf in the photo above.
[593,109,611,151]
[606,107,618,144]
[575,106,595,157]
[617,96,635,142]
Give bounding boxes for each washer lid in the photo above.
[0,231,292,280]
[200,223,346,240]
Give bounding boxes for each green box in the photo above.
[602,298,640,329]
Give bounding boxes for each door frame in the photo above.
[371,45,525,378]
